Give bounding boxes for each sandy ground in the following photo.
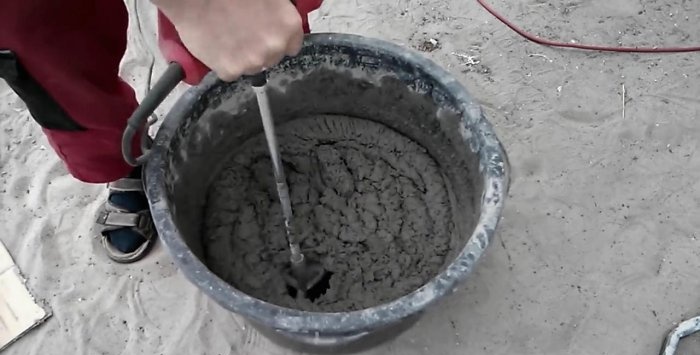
[2,0,700,354]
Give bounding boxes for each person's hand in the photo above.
[152,0,304,81]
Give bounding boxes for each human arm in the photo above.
[151,0,306,82]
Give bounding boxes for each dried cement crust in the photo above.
[203,115,455,312]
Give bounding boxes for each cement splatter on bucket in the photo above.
[144,33,509,354]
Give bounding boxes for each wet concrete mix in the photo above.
[203,115,455,312]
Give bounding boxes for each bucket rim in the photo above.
[145,32,509,334]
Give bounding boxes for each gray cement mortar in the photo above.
[203,115,456,312]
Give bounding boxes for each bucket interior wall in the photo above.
[162,45,485,286]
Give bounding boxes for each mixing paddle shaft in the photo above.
[249,73,304,264]
[250,72,329,296]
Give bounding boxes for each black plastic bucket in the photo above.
[144,33,509,354]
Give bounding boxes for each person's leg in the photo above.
[0,0,138,182]
[0,0,154,261]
